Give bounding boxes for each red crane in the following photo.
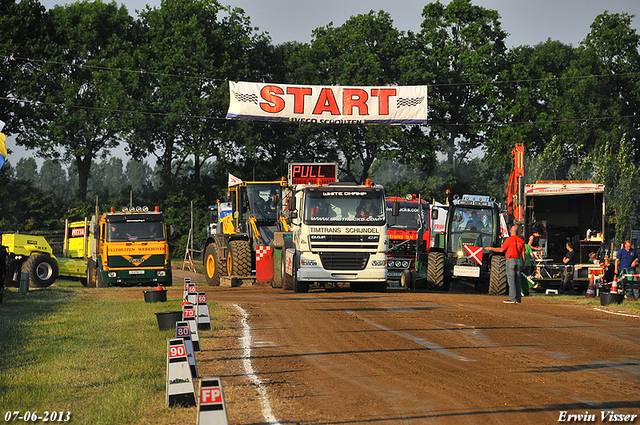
[504,143,525,224]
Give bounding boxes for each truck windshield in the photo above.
[107,222,166,242]
[386,202,428,230]
[247,183,282,221]
[448,207,494,249]
[304,194,386,224]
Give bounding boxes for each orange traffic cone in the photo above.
[611,276,618,294]
[586,275,595,298]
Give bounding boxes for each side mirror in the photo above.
[168,224,178,241]
[432,209,438,220]
[392,201,400,217]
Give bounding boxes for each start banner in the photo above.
[226,81,427,125]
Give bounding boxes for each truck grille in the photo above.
[319,253,369,270]
[310,234,379,251]
[388,239,417,256]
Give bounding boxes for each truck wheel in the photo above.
[85,259,96,288]
[292,272,308,293]
[227,240,251,277]
[204,244,225,286]
[96,269,108,288]
[427,252,445,291]
[400,269,413,290]
[489,255,507,295]
[23,254,58,288]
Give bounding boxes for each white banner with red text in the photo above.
[226,81,427,125]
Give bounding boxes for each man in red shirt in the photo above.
[486,224,525,303]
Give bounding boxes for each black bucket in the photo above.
[600,292,624,306]
[144,289,167,303]
[154,310,182,330]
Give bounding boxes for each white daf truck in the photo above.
[283,163,388,293]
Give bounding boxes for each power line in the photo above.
[2,95,637,127]
[9,55,640,89]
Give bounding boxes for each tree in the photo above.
[412,0,507,165]
[15,0,138,200]
[15,157,38,182]
[129,0,267,192]
[285,11,410,183]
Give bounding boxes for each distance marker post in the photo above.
[182,303,200,351]
[197,377,229,425]
[166,338,196,407]
[176,321,199,379]
[197,292,212,330]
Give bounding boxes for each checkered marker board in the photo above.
[255,246,274,283]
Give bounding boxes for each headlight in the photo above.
[457,250,464,258]
[402,261,410,268]
[156,270,166,277]
[107,272,117,278]
[371,260,386,266]
[301,259,317,266]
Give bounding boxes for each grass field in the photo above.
[0,280,226,425]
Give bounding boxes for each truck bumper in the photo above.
[103,269,172,286]
[297,252,387,283]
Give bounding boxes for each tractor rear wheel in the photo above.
[227,240,251,277]
[22,254,58,288]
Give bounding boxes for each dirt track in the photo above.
[174,271,640,424]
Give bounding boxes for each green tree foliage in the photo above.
[128,0,265,192]
[14,0,138,201]
[412,0,507,165]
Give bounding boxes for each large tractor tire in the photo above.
[22,254,58,288]
[226,240,252,277]
[427,252,446,291]
[489,255,507,295]
[204,244,226,286]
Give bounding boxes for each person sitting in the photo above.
[356,199,379,219]
[466,211,484,231]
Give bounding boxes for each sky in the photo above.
[10,0,640,165]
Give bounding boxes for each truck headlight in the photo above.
[107,272,117,278]
[156,271,166,277]
[301,259,317,266]
[372,260,386,266]
[457,250,464,258]
[402,261,409,268]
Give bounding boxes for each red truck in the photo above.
[386,195,430,286]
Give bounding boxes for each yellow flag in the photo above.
[0,132,7,169]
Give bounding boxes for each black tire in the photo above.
[489,255,507,295]
[400,269,413,290]
[427,252,446,291]
[96,268,108,288]
[292,258,308,293]
[204,244,225,286]
[164,264,173,287]
[86,259,97,288]
[22,254,58,288]
[227,240,251,277]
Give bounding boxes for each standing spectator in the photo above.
[615,240,638,276]
[486,224,525,304]
[561,242,576,294]
[602,257,615,283]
